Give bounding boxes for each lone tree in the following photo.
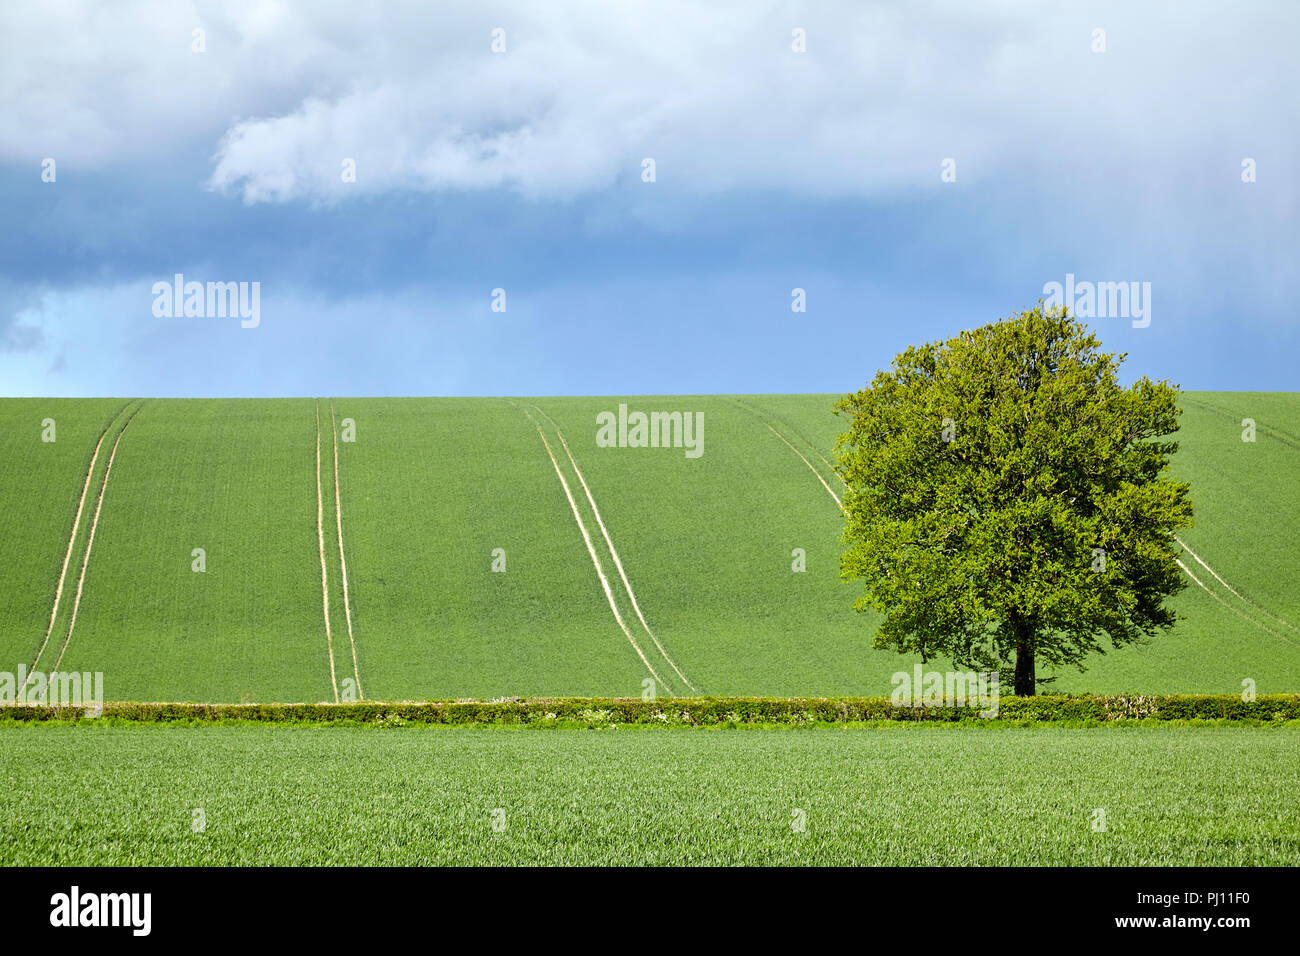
[834,306,1193,696]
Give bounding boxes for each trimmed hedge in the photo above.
[1,694,1298,725]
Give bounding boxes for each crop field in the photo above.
[0,724,1296,866]
[0,393,1296,702]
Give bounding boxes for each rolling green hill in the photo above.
[1,393,1296,702]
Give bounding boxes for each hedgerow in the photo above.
[1,694,1298,726]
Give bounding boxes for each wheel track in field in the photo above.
[50,401,144,673]
[516,404,676,695]
[525,402,696,692]
[547,417,697,694]
[729,397,845,480]
[1175,557,1300,648]
[1181,396,1300,452]
[727,399,845,512]
[765,422,844,512]
[25,400,132,683]
[330,400,363,699]
[736,398,1300,649]
[1170,398,1300,643]
[1174,535,1299,637]
[314,399,340,703]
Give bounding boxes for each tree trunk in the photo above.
[1012,617,1036,696]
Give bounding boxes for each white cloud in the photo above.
[1,1,1296,203]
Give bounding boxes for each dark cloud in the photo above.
[0,2,1295,395]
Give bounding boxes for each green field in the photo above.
[1,724,1296,865]
[1,393,1296,702]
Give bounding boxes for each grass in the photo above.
[501,392,1300,696]
[335,398,663,699]
[1,723,1297,865]
[0,398,125,671]
[50,399,333,702]
[0,392,1296,702]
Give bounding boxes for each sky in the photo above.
[1,0,1297,397]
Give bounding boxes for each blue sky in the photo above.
[2,1,1296,397]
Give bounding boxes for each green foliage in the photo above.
[4,694,1298,725]
[835,307,1194,692]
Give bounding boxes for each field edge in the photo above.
[2,693,1297,725]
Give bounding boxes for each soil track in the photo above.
[553,427,697,693]
[330,400,363,699]
[315,400,340,703]
[51,402,143,672]
[27,403,129,678]
[519,406,674,695]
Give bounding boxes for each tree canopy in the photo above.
[834,306,1193,695]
